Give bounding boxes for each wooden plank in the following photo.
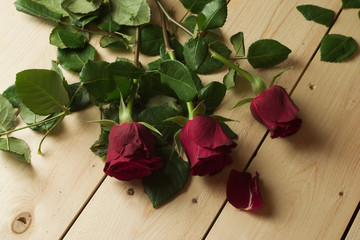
[346,209,360,240]
[64,1,342,239]
[206,8,360,240]
[0,1,134,239]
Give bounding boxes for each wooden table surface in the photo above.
[1,0,359,239]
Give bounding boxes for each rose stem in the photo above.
[156,0,176,60]
[38,116,65,154]
[156,0,193,36]
[156,0,195,119]
[126,26,141,118]
[0,111,67,136]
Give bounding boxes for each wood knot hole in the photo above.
[308,83,316,91]
[192,198,198,204]
[127,188,134,195]
[339,191,344,196]
[12,212,32,234]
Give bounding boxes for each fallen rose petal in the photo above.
[226,169,262,210]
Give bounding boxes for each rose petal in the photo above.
[226,170,262,210]
[250,85,302,138]
[186,115,236,149]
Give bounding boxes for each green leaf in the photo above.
[183,37,208,71]
[138,122,162,136]
[80,60,143,103]
[50,24,89,49]
[61,0,102,14]
[89,119,117,131]
[136,106,181,146]
[140,24,164,56]
[247,39,292,68]
[110,59,145,79]
[97,14,121,32]
[269,67,293,87]
[158,60,198,102]
[320,34,357,62]
[223,68,236,90]
[100,36,128,50]
[196,39,231,74]
[15,69,70,115]
[342,0,360,8]
[80,61,114,102]
[232,97,253,109]
[163,116,188,127]
[0,137,31,163]
[145,95,182,112]
[180,0,212,13]
[198,0,227,31]
[219,122,238,140]
[57,44,96,72]
[14,0,62,22]
[230,32,245,57]
[18,102,55,131]
[2,85,20,108]
[192,101,206,117]
[90,128,109,161]
[110,0,150,26]
[0,95,17,134]
[68,82,91,112]
[210,115,236,122]
[143,146,190,208]
[160,39,185,62]
[32,0,67,15]
[138,73,177,103]
[51,60,65,81]
[198,81,226,114]
[297,5,334,27]
[183,15,197,32]
[18,102,48,125]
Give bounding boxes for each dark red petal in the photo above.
[251,86,299,129]
[185,115,236,149]
[104,161,152,181]
[226,170,262,210]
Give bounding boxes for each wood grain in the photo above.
[206,8,360,240]
[63,1,346,240]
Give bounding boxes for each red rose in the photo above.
[226,170,262,210]
[250,85,302,138]
[179,115,237,176]
[104,123,162,181]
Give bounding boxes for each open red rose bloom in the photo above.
[104,123,162,181]
[250,85,302,138]
[179,115,237,176]
[226,170,262,210]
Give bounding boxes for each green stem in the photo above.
[156,0,176,60]
[186,101,194,120]
[38,116,65,154]
[209,48,253,84]
[125,26,141,120]
[156,0,193,36]
[0,111,67,136]
[66,82,84,109]
[126,80,138,119]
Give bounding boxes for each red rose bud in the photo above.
[226,170,262,210]
[250,85,302,138]
[179,115,237,176]
[104,123,162,181]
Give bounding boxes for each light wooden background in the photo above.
[0,0,359,239]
